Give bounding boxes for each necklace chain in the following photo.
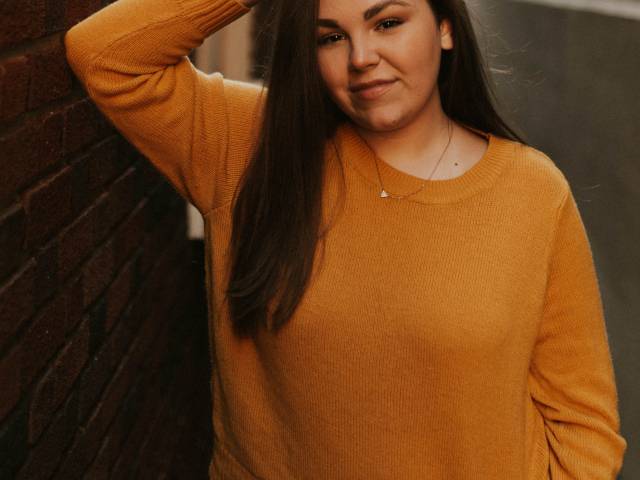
[372,119,453,200]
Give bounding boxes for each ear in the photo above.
[439,18,454,50]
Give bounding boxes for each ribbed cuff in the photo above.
[176,0,251,37]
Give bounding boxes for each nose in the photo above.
[349,36,380,71]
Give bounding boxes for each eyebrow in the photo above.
[316,0,412,29]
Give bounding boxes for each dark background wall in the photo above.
[1,1,212,478]
[470,1,639,477]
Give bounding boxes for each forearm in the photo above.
[529,188,627,478]
[64,0,251,85]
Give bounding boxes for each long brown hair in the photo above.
[226,0,527,339]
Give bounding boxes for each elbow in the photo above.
[63,25,100,83]
[63,27,83,72]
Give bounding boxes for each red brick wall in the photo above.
[1,1,212,478]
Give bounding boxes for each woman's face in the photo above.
[316,0,453,131]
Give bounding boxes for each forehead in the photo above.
[317,0,417,18]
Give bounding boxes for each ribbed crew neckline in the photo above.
[334,120,515,204]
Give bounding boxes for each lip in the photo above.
[351,80,397,101]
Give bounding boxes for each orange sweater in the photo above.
[64,0,627,477]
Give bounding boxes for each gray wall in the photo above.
[470,1,639,477]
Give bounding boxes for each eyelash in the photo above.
[317,18,404,47]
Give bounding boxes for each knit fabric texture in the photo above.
[64,0,627,477]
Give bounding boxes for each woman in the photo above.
[64,0,627,477]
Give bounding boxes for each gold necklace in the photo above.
[372,118,453,199]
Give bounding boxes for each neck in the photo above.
[353,97,456,178]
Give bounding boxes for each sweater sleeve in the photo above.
[63,0,264,215]
[528,187,627,478]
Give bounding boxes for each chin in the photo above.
[352,108,408,132]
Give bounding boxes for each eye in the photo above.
[317,33,344,46]
[376,18,403,31]
[317,18,404,47]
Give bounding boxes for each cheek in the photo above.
[317,52,343,90]
[402,31,439,71]
[317,54,350,108]
[398,35,442,90]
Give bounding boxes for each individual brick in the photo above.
[0,55,31,122]
[0,400,29,477]
[57,202,99,281]
[23,166,74,250]
[28,318,90,442]
[64,0,102,30]
[14,391,79,480]
[27,38,73,110]
[105,256,135,333]
[33,240,59,306]
[18,288,68,389]
[62,98,110,156]
[81,239,114,308]
[0,111,64,205]
[44,0,66,34]
[0,345,21,422]
[0,204,27,283]
[0,261,36,351]
[0,0,47,50]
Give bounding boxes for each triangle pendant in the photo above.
[380,189,390,198]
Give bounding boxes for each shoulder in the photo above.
[498,137,570,207]
[519,142,567,186]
